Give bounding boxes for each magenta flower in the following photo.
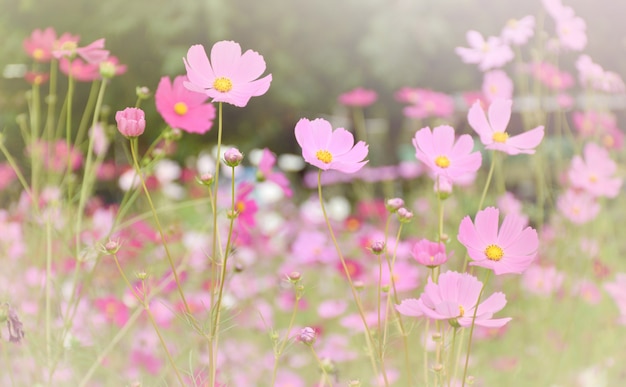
[412,125,482,183]
[411,238,448,268]
[458,207,539,275]
[155,75,216,134]
[400,271,511,328]
[500,16,535,46]
[568,142,622,198]
[295,118,368,173]
[116,107,146,138]
[183,40,272,107]
[455,30,514,71]
[338,87,378,107]
[467,98,544,155]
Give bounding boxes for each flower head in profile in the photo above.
[468,98,544,155]
[295,118,368,174]
[412,238,448,268]
[458,207,538,275]
[257,148,293,197]
[155,75,216,134]
[338,87,378,107]
[183,40,272,107]
[398,271,512,328]
[412,125,482,182]
[53,38,109,64]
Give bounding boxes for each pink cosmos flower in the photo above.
[338,87,378,107]
[59,58,100,82]
[183,40,272,107]
[557,189,600,224]
[295,118,369,173]
[401,89,455,119]
[576,55,625,93]
[400,271,511,328]
[93,296,129,327]
[411,238,448,268]
[531,61,574,91]
[521,265,565,297]
[467,98,544,155]
[257,148,292,197]
[155,75,216,134]
[23,27,57,62]
[604,273,626,325]
[568,142,622,198]
[412,125,482,183]
[482,70,514,103]
[24,72,49,86]
[458,207,539,275]
[501,16,535,46]
[98,56,127,79]
[455,31,514,71]
[53,38,109,64]
[572,110,617,138]
[555,16,587,51]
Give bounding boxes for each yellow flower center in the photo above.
[33,75,44,85]
[603,135,614,148]
[236,201,246,213]
[458,305,465,317]
[60,41,77,51]
[485,244,504,261]
[213,77,233,93]
[507,18,518,28]
[316,150,333,164]
[434,155,450,168]
[33,48,45,60]
[492,132,509,143]
[589,174,597,183]
[174,102,188,116]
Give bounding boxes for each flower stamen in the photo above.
[174,102,188,115]
[492,132,509,143]
[485,244,504,261]
[435,155,450,168]
[316,150,333,164]
[213,77,233,93]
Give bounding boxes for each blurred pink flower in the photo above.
[576,55,625,93]
[557,189,600,224]
[412,271,512,328]
[412,125,482,183]
[235,182,258,229]
[468,98,544,155]
[556,16,587,51]
[458,206,538,275]
[59,57,100,82]
[379,260,421,293]
[572,110,617,138]
[402,89,455,119]
[24,71,49,85]
[93,296,129,327]
[257,148,292,197]
[531,61,574,91]
[0,163,17,190]
[23,27,57,62]
[455,30,514,71]
[338,87,378,107]
[53,38,109,64]
[521,265,565,296]
[482,70,514,102]
[184,40,272,107]
[98,55,127,78]
[295,118,369,173]
[574,279,602,305]
[604,273,626,325]
[411,238,448,268]
[317,299,348,319]
[501,16,535,46]
[155,75,216,134]
[568,142,622,198]
[497,192,529,227]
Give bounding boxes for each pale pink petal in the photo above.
[496,213,525,248]
[466,30,485,48]
[474,207,500,243]
[395,299,423,317]
[230,49,267,83]
[487,99,513,133]
[467,101,494,144]
[184,45,215,87]
[502,228,539,257]
[210,40,242,76]
[506,126,545,153]
[328,128,356,155]
[433,125,455,153]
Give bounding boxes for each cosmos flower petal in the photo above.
[395,299,423,317]
[474,207,500,242]
[184,45,215,87]
[210,40,242,76]
[487,98,513,133]
[328,128,356,155]
[467,101,494,143]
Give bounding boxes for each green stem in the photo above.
[317,170,389,386]
[309,344,333,387]
[74,80,100,148]
[270,286,301,386]
[461,271,491,387]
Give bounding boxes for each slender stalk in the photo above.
[317,170,389,386]
[446,327,459,387]
[309,344,333,387]
[0,140,36,207]
[352,106,368,143]
[74,80,100,147]
[270,283,302,386]
[29,82,41,205]
[461,271,491,387]
[65,72,75,183]
[45,214,52,373]
[45,59,58,145]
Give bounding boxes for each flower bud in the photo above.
[197,173,214,186]
[135,271,149,281]
[224,148,244,167]
[370,240,385,255]
[136,86,151,100]
[104,239,121,254]
[298,327,317,345]
[397,207,414,223]
[386,197,404,213]
[99,61,116,79]
[288,271,302,282]
[115,107,145,138]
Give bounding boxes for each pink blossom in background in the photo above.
[600,126,624,150]
[98,56,127,78]
[412,125,482,183]
[572,110,617,138]
[604,273,626,325]
[574,279,602,305]
[24,71,50,85]
[93,296,129,327]
[295,118,369,173]
[521,265,565,297]
[462,91,489,109]
[378,260,421,293]
[500,16,535,46]
[155,75,216,134]
[23,27,57,62]
[257,148,292,197]
[183,40,272,107]
[468,98,544,155]
[542,0,575,21]
[401,89,455,119]
[59,57,100,82]
[497,192,529,227]
[542,0,587,51]
[89,123,110,157]
[317,299,348,319]
[53,38,109,64]
[338,87,378,107]
[235,181,258,230]
[556,189,600,224]
[482,70,514,103]
[411,271,512,328]
[458,207,539,275]
[531,61,574,91]
[0,162,17,190]
[568,142,622,198]
[27,140,83,172]
[455,30,514,71]
[411,238,448,268]
[576,55,625,93]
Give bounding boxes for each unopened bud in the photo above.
[386,197,404,213]
[104,239,121,254]
[136,86,151,100]
[298,327,316,344]
[466,376,475,385]
[223,148,243,167]
[397,207,414,223]
[354,280,365,291]
[347,381,361,387]
[197,173,214,186]
[370,240,385,255]
[135,271,148,280]
[288,271,302,282]
[432,363,444,373]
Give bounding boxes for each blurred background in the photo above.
[1,0,625,161]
